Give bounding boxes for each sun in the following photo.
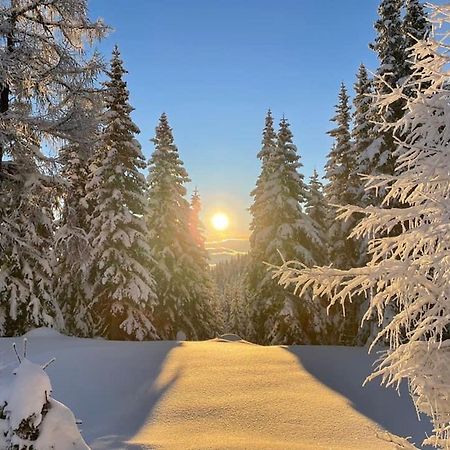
[211,212,229,231]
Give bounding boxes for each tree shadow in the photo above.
[285,345,433,449]
[42,339,181,450]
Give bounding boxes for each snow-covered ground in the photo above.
[0,329,431,449]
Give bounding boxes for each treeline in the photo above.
[0,2,215,341]
[0,0,430,344]
[216,0,430,346]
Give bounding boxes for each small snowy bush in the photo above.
[0,341,89,450]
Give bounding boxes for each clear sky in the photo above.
[88,0,399,238]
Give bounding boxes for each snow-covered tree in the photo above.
[305,170,329,266]
[249,115,328,345]
[189,188,204,247]
[248,110,277,295]
[325,83,369,343]
[54,95,103,337]
[0,0,107,336]
[147,114,215,340]
[403,0,430,61]
[325,83,359,269]
[369,0,408,176]
[274,6,450,445]
[0,341,89,449]
[352,64,378,206]
[86,47,158,341]
[213,255,251,339]
[0,147,62,336]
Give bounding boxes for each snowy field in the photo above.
[0,329,432,449]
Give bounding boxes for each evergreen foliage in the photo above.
[0,0,107,336]
[275,6,450,444]
[54,97,103,337]
[147,114,215,340]
[249,115,328,345]
[305,170,329,266]
[325,83,359,270]
[86,47,158,341]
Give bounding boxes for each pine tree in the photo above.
[325,83,359,269]
[147,114,215,340]
[403,0,430,56]
[86,47,157,341]
[305,170,329,266]
[248,110,277,294]
[369,0,408,176]
[0,140,62,335]
[54,96,103,337]
[325,84,364,343]
[249,115,327,345]
[0,0,107,336]
[188,188,217,338]
[352,64,378,203]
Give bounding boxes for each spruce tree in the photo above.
[147,114,215,340]
[54,97,102,337]
[305,170,329,266]
[0,0,107,335]
[352,64,377,199]
[248,110,277,293]
[325,83,359,268]
[403,0,430,56]
[188,188,217,338]
[86,47,157,341]
[369,0,408,176]
[325,84,362,343]
[249,115,327,345]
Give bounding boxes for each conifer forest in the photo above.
[0,1,449,449]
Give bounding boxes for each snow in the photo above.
[35,398,90,450]
[7,358,52,431]
[0,331,431,449]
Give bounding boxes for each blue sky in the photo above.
[89,0,396,236]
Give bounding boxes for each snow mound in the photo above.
[23,327,63,338]
[36,398,89,450]
[8,358,52,430]
[2,347,89,449]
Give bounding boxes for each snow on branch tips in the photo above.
[273,3,450,448]
[0,340,89,450]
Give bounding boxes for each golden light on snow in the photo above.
[211,212,229,231]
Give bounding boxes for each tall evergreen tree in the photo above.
[188,187,218,337]
[147,114,215,340]
[325,83,359,269]
[403,0,430,55]
[86,47,157,341]
[248,110,277,292]
[54,96,102,337]
[305,170,329,266]
[249,116,327,345]
[352,64,377,196]
[0,0,107,335]
[369,0,407,176]
[325,84,364,343]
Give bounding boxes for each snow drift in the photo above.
[0,330,431,449]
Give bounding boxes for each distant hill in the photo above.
[206,238,249,264]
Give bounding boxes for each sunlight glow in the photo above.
[211,213,229,231]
